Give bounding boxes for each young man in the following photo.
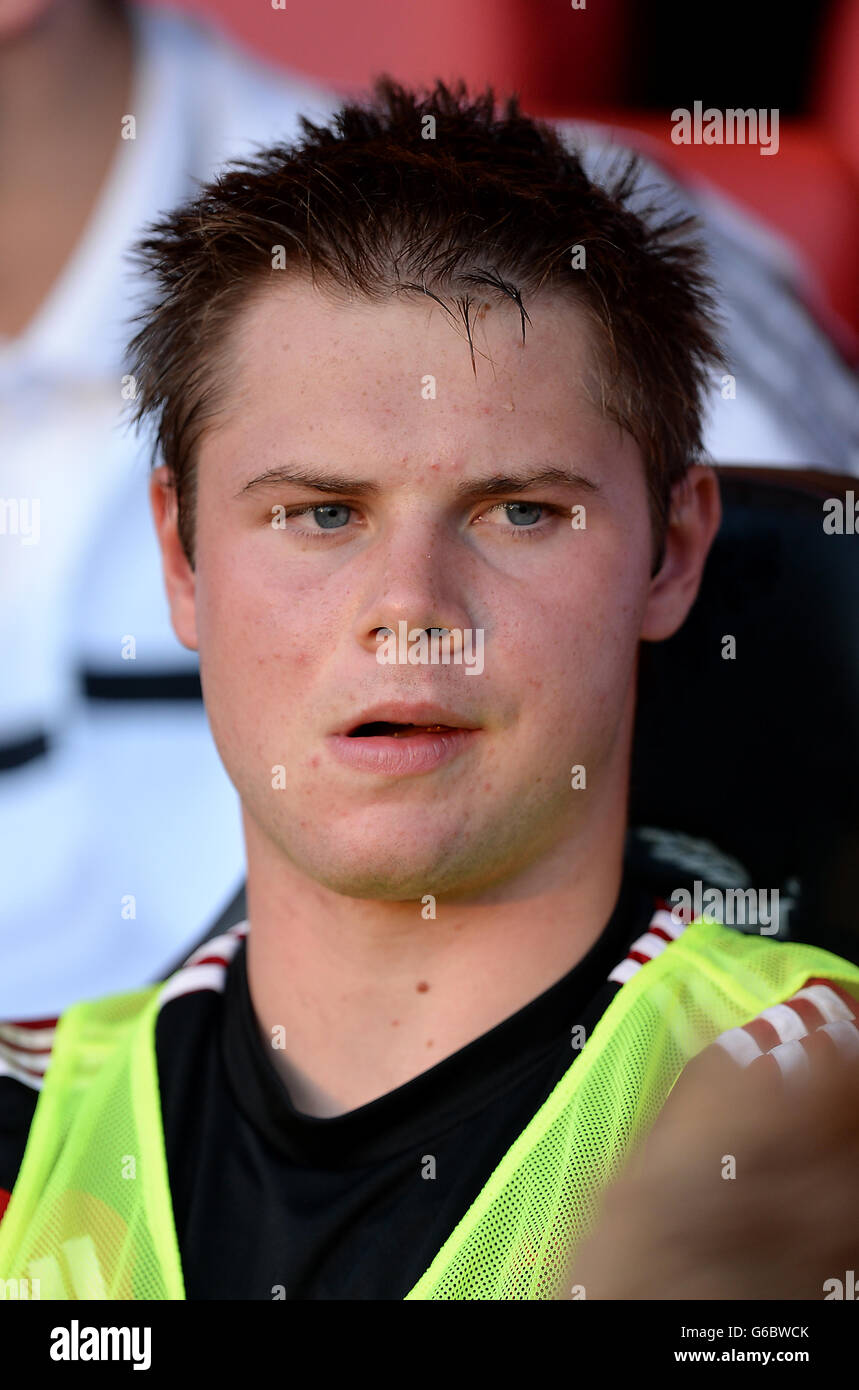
[2,80,859,1302]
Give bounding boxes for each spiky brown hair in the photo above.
[125,76,725,568]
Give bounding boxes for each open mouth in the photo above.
[348,722,461,738]
[331,716,479,773]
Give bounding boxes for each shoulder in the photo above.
[151,924,250,1138]
[157,922,248,1010]
[0,1015,57,1222]
[0,923,249,1227]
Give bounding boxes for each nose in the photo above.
[352,530,476,660]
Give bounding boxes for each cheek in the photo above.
[197,517,320,646]
[503,556,647,772]
[194,542,345,747]
[513,546,646,688]
[199,580,308,692]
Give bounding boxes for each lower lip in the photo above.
[327,728,480,775]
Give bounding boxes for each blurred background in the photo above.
[174,0,859,346]
[1,0,857,1024]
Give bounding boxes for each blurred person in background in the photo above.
[0,0,334,1017]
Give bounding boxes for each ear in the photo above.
[149,465,198,652]
[640,465,722,642]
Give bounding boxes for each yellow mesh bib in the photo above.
[1,919,858,1300]
[0,986,182,1299]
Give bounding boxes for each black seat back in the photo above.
[631,466,859,963]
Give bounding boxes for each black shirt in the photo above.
[156,866,657,1299]
[0,839,702,1299]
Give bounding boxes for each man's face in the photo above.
[161,280,683,900]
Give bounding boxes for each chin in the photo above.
[316,870,447,902]
[306,848,465,901]
[284,824,493,902]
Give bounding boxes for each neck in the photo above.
[244,759,630,1119]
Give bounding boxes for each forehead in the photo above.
[205,277,620,478]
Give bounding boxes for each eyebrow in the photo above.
[236,464,599,502]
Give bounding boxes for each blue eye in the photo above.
[312,505,351,529]
[504,503,542,526]
[271,497,561,544]
[477,500,564,541]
